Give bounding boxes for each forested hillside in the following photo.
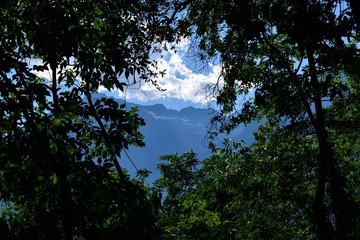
[92,93,258,183]
[1,1,360,239]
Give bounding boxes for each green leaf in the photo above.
[52,117,62,127]
[50,173,58,185]
[125,69,130,79]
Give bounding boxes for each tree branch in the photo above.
[167,0,193,24]
[259,32,320,135]
[84,88,126,182]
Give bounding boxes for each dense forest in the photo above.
[1,0,360,239]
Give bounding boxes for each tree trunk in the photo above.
[306,46,354,239]
[313,141,334,239]
[51,63,73,240]
[316,117,353,239]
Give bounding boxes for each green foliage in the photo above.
[154,140,316,239]
[155,151,221,239]
[0,0,169,239]
[199,138,317,239]
[154,123,358,239]
[166,0,360,239]
[2,0,360,239]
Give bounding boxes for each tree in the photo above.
[0,0,169,239]
[201,138,318,239]
[155,151,221,239]
[170,0,360,239]
[154,138,317,239]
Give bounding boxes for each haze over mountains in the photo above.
[94,93,258,183]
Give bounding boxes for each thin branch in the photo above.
[259,32,320,135]
[84,88,126,182]
[167,0,193,24]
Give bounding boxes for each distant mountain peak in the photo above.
[144,103,168,113]
[90,92,257,184]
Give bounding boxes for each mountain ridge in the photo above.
[92,93,257,183]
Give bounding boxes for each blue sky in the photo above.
[29,38,223,110]
[99,38,223,110]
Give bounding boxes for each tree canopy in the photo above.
[0,0,170,239]
[158,0,360,239]
[1,0,360,239]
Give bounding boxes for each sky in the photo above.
[28,37,223,111]
[99,38,223,110]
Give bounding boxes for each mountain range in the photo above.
[93,93,258,184]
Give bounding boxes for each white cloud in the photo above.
[27,38,223,106]
[28,58,52,80]
[111,38,223,106]
[28,57,76,85]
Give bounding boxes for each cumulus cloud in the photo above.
[27,38,223,107]
[28,57,76,85]
[109,39,223,106]
[28,58,52,80]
